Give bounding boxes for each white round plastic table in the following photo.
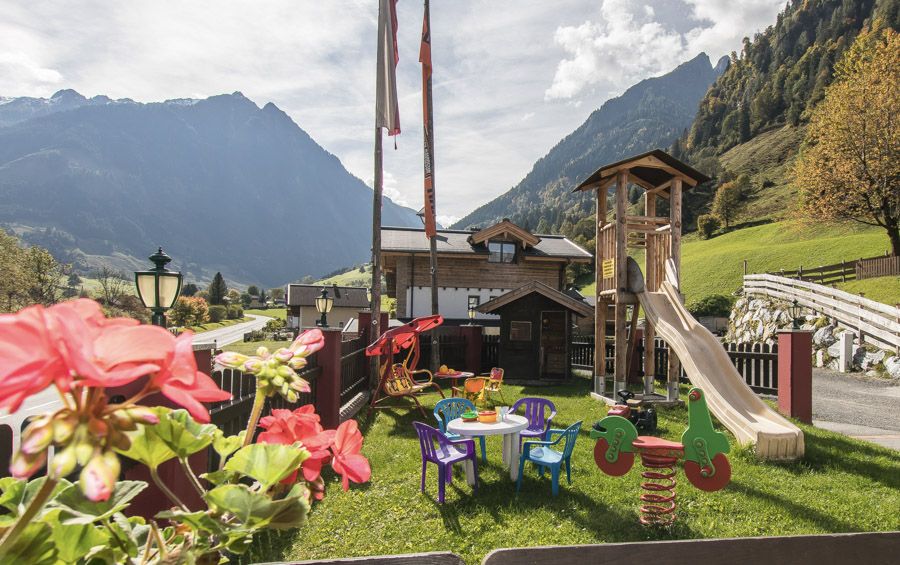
[447,414,529,481]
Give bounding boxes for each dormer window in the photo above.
[488,241,516,263]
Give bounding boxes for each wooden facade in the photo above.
[382,220,591,321]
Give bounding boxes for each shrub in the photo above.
[227,305,243,320]
[208,304,227,323]
[170,296,208,327]
[264,317,286,332]
[697,214,721,239]
[688,294,734,318]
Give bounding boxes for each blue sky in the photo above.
[1,0,784,224]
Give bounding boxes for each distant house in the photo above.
[382,219,592,322]
[286,284,368,330]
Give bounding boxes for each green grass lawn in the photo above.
[269,375,899,564]
[183,317,250,333]
[244,308,286,320]
[221,339,292,355]
[316,264,372,287]
[835,277,900,306]
[580,220,892,306]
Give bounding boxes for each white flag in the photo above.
[376,0,400,135]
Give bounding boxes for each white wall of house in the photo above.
[406,286,510,320]
[287,306,361,330]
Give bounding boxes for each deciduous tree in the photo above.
[795,27,900,255]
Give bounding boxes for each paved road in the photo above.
[812,368,900,450]
[192,314,273,347]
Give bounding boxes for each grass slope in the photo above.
[581,220,892,306]
[244,308,286,320]
[270,376,899,565]
[835,277,900,306]
[316,264,372,287]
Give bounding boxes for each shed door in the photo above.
[540,311,566,379]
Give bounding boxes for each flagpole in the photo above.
[371,125,383,384]
[422,0,440,373]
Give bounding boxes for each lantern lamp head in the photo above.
[789,299,802,330]
[134,247,183,327]
[315,288,334,327]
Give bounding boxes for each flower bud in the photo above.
[272,375,285,387]
[215,351,249,368]
[273,348,294,363]
[256,346,270,358]
[75,440,94,466]
[108,429,132,451]
[286,390,298,404]
[276,365,295,378]
[88,418,109,439]
[109,410,137,431]
[52,415,78,444]
[21,421,54,455]
[50,445,78,478]
[10,449,47,479]
[79,451,119,502]
[288,356,308,371]
[290,378,312,394]
[243,359,263,374]
[125,406,160,425]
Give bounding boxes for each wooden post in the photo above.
[666,177,682,401]
[317,328,344,429]
[594,186,607,395]
[643,192,656,395]
[614,170,628,396]
[370,127,383,386]
[429,236,440,372]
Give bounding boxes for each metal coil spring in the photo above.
[638,452,678,526]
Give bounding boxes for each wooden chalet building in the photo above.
[285,284,368,330]
[382,219,592,323]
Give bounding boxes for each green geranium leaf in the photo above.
[156,509,225,536]
[51,521,110,563]
[115,408,176,469]
[0,477,70,518]
[200,468,241,487]
[154,409,218,458]
[224,443,309,490]
[1,522,57,564]
[52,480,147,525]
[204,484,309,530]
[212,430,246,461]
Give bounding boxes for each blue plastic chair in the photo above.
[516,421,582,496]
[510,397,557,446]
[434,397,487,462]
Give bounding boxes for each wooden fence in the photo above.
[481,334,499,373]
[571,336,779,395]
[857,254,900,280]
[765,251,895,284]
[420,331,468,370]
[744,273,900,352]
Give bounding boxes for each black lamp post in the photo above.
[315,287,334,327]
[134,248,183,327]
[789,299,802,330]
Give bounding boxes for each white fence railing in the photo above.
[743,274,900,353]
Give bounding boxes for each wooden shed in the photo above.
[478,281,593,383]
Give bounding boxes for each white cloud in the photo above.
[544,0,784,101]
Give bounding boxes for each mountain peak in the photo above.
[51,89,86,102]
[714,55,731,75]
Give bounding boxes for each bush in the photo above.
[688,294,734,318]
[697,214,721,239]
[170,296,208,327]
[208,305,227,323]
[227,305,243,320]
[264,317,286,332]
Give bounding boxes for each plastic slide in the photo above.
[638,278,805,460]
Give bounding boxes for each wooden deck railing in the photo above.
[744,273,900,352]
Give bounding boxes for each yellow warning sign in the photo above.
[602,259,615,279]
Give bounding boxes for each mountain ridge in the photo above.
[0,90,421,286]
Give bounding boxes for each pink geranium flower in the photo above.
[150,332,231,423]
[330,420,371,491]
[257,405,338,489]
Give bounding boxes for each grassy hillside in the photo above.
[835,277,900,306]
[315,264,371,287]
[581,220,893,305]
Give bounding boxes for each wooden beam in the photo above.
[614,169,628,393]
[667,177,683,400]
[644,191,657,394]
[594,185,608,391]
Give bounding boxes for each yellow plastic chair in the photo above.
[452,368,506,406]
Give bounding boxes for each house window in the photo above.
[509,321,532,341]
[468,296,480,310]
[488,241,516,263]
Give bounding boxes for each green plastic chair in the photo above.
[516,421,582,496]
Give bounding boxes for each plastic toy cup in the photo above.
[498,407,508,421]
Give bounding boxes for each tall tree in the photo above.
[795,26,900,254]
[181,282,199,297]
[208,272,228,305]
[247,285,260,297]
[269,287,285,301]
[94,266,128,307]
[23,246,64,306]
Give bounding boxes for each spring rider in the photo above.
[591,387,731,525]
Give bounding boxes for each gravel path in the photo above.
[813,368,900,450]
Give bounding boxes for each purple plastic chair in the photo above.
[511,397,557,446]
[413,422,479,503]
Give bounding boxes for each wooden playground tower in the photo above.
[574,150,709,405]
